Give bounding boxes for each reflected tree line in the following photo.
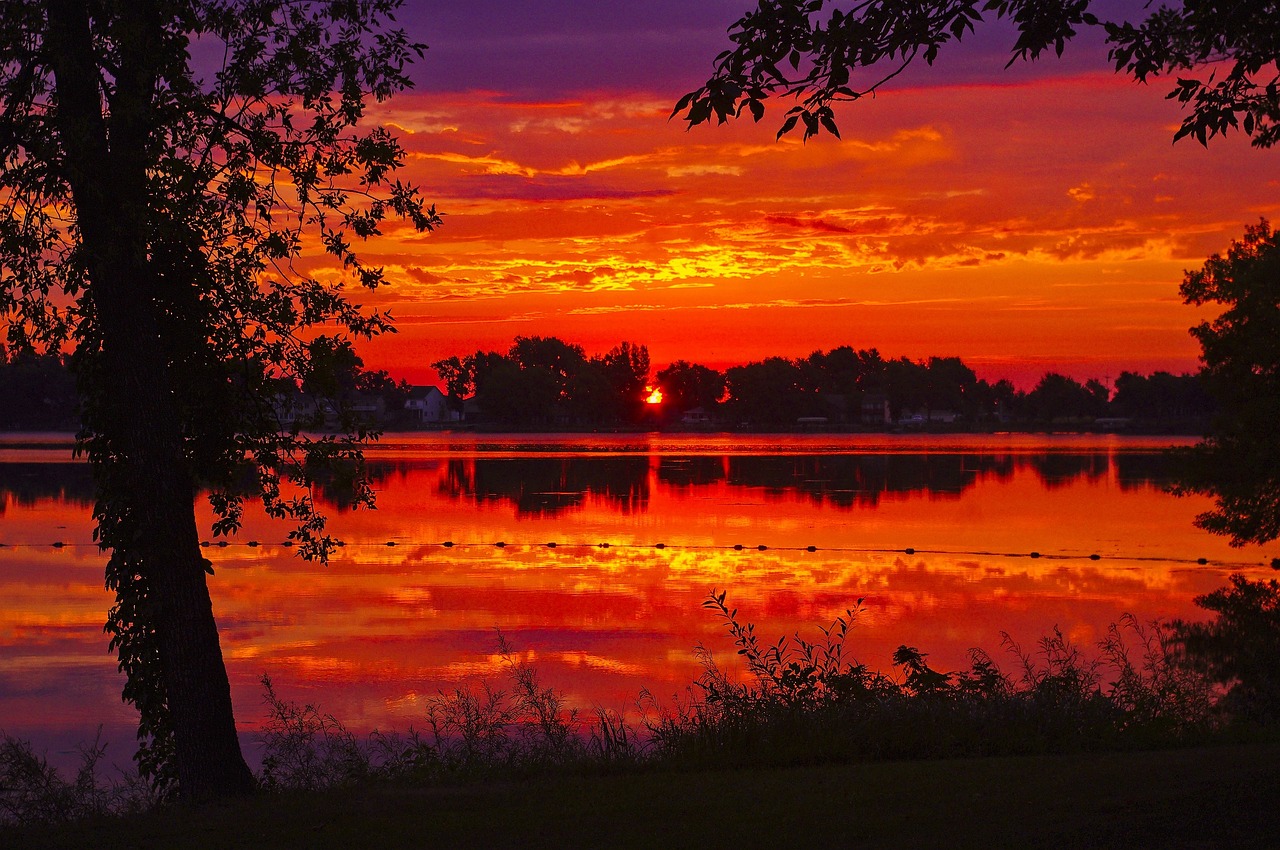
[347,453,1174,518]
[0,463,96,513]
[0,452,1182,518]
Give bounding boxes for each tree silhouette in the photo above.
[599,341,651,422]
[655,359,726,412]
[0,1,437,797]
[1172,220,1280,545]
[676,0,1279,147]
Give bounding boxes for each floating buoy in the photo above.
[655,543,665,550]
[495,541,506,548]
[442,541,454,548]
[1030,551,1041,559]
[806,545,817,552]
[1271,558,1279,570]
[217,541,228,548]
[547,542,557,548]
[599,542,610,548]
[757,544,768,551]
[733,544,743,551]
[904,547,915,555]
[386,541,397,547]
[282,541,294,547]
[1196,557,1208,565]
[52,541,64,549]
[200,541,210,547]
[247,541,259,547]
[1089,554,1101,561]
[335,541,346,547]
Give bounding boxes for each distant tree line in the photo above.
[435,338,1214,431]
[0,341,416,433]
[0,348,78,430]
[0,339,1214,433]
[298,337,415,429]
[433,337,653,429]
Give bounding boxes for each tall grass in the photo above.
[4,584,1271,827]
[0,729,156,826]
[643,592,1216,768]
[250,591,1224,791]
[255,631,641,792]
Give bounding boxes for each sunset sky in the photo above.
[325,1,1277,387]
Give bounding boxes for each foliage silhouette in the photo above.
[0,730,157,826]
[3,594,1255,830]
[433,336,655,429]
[1171,220,1280,546]
[654,360,726,413]
[0,1,437,797]
[676,0,1280,147]
[1174,575,1280,724]
[0,352,78,430]
[643,591,1215,767]
[2,336,1216,431]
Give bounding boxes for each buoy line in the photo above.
[0,538,1274,570]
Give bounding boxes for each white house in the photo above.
[405,385,454,423]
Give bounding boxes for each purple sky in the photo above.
[401,0,1123,99]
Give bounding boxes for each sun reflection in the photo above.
[4,435,1276,763]
[644,386,663,404]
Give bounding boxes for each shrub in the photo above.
[0,730,155,827]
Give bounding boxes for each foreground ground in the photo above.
[9,743,1279,849]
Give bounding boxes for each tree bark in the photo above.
[44,0,254,798]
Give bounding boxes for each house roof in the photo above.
[406,385,444,400]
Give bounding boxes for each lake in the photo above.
[1,433,1274,767]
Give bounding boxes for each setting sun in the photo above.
[3,0,1278,834]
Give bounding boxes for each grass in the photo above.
[6,582,1280,846]
[7,743,1279,849]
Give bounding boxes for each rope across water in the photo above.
[1,538,1272,569]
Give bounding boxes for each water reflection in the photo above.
[440,456,650,517]
[416,452,1168,516]
[0,444,1180,518]
[0,463,94,513]
[1029,453,1110,490]
[1115,452,1181,491]
[2,434,1273,771]
[724,454,1016,506]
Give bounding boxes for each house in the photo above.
[404,385,454,424]
[461,397,486,426]
[271,392,320,429]
[861,394,892,426]
[349,393,387,420]
[317,392,386,429]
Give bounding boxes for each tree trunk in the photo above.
[44,0,254,798]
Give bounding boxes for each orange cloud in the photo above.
[328,78,1280,384]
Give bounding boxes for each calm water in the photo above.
[1,433,1274,766]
